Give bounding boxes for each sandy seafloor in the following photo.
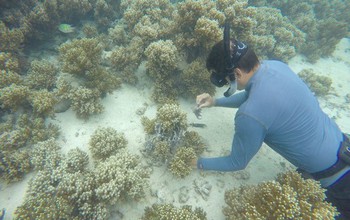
[0,38,349,220]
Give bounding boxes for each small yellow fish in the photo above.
[58,23,75,33]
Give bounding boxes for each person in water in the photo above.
[193,23,350,219]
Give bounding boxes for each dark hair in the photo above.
[206,39,259,76]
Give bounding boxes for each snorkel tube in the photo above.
[223,21,236,97]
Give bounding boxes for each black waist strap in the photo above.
[310,134,349,181]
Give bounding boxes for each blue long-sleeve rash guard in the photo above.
[198,60,344,176]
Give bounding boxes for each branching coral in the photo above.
[16,142,109,220]
[249,0,350,62]
[0,52,20,73]
[0,84,30,110]
[29,90,57,116]
[89,127,127,161]
[69,87,104,119]
[59,38,103,75]
[0,21,24,52]
[180,59,216,99]
[223,171,338,219]
[142,103,204,177]
[298,69,332,97]
[30,138,62,171]
[251,7,304,61]
[170,147,196,178]
[0,70,22,88]
[94,150,150,203]
[142,203,207,220]
[25,59,58,90]
[0,150,32,183]
[84,67,122,95]
[62,147,89,173]
[145,39,180,102]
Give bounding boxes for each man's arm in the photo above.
[197,113,266,171]
[215,91,248,108]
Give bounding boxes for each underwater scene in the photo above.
[0,0,350,219]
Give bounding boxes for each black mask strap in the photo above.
[223,21,233,70]
[223,21,248,71]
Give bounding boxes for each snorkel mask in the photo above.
[210,21,248,97]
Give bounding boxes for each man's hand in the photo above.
[196,93,215,108]
[190,157,198,169]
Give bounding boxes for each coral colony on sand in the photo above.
[0,0,349,219]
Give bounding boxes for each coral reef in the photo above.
[142,103,205,177]
[59,38,103,76]
[250,7,304,61]
[69,87,104,119]
[0,150,32,183]
[94,150,150,203]
[0,114,59,183]
[142,203,207,220]
[29,90,57,116]
[15,140,150,219]
[30,138,62,171]
[0,84,29,110]
[298,69,332,96]
[170,147,196,178]
[0,21,24,52]
[180,59,216,99]
[89,127,128,161]
[249,0,350,62]
[223,171,338,219]
[0,69,22,88]
[25,59,58,90]
[144,39,180,103]
[62,147,89,173]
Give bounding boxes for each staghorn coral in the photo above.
[69,87,104,119]
[25,59,58,90]
[142,203,207,220]
[169,147,196,178]
[298,69,332,97]
[94,150,150,204]
[223,171,338,220]
[59,38,103,76]
[89,127,127,161]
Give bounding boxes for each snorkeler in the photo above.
[193,22,350,219]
